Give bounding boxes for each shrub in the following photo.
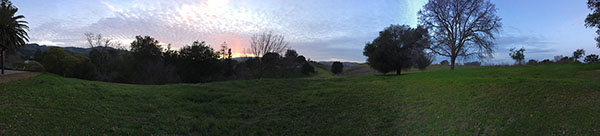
[584,54,600,64]
[540,59,553,64]
[301,62,316,75]
[331,61,343,74]
[13,61,44,72]
[464,61,481,66]
[557,56,574,64]
[527,59,538,65]
[25,61,44,72]
[440,60,449,65]
[11,62,26,70]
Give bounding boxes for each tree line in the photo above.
[34,32,315,84]
[509,48,600,65]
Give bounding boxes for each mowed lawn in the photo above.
[1,64,600,135]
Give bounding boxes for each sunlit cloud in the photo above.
[19,0,426,61]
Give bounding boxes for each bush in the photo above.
[440,60,449,66]
[584,54,600,64]
[527,59,538,65]
[12,61,44,72]
[464,61,481,66]
[331,61,343,74]
[26,61,45,72]
[301,62,316,75]
[540,59,553,64]
[557,56,574,64]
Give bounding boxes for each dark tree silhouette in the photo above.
[0,0,28,74]
[363,25,429,75]
[85,33,124,81]
[331,61,343,74]
[509,47,525,65]
[416,53,434,70]
[419,0,502,70]
[573,49,585,62]
[586,0,600,48]
[584,54,600,64]
[177,41,221,83]
[301,62,315,74]
[440,60,450,65]
[247,31,289,57]
[130,36,163,61]
[527,59,538,65]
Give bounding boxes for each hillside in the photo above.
[1,64,600,135]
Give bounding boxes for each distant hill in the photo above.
[19,44,91,57]
[232,57,254,62]
[317,61,362,66]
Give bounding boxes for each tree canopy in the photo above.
[0,0,28,50]
[586,0,600,48]
[509,47,525,65]
[363,25,430,75]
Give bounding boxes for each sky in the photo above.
[11,0,600,64]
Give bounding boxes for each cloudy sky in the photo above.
[12,0,600,63]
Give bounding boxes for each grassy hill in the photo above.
[1,64,600,135]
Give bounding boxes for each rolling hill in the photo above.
[0,64,599,135]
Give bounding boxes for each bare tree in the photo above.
[246,31,289,57]
[84,33,122,49]
[84,33,123,81]
[418,0,502,70]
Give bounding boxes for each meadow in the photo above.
[0,64,599,135]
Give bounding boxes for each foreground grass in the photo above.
[0,64,600,135]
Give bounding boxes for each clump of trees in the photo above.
[331,61,343,74]
[524,49,600,65]
[363,25,431,75]
[12,60,43,72]
[41,47,97,80]
[34,32,316,84]
[419,0,502,70]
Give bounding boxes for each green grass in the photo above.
[307,62,336,79]
[1,64,600,135]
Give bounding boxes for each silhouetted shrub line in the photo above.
[37,36,315,84]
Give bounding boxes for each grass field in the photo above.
[1,64,600,135]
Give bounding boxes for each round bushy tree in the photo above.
[331,61,343,74]
[301,62,315,75]
[363,25,429,75]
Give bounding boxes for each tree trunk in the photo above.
[1,49,5,75]
[450,56,456,70]
[396,67,402,75]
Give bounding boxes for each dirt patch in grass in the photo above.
[576,69,600,80]
[0,72,40,83]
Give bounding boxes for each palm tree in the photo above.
[0,0,28,75]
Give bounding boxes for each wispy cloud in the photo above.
[21,0,425,62]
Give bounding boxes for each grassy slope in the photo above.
[1,64,600,135]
